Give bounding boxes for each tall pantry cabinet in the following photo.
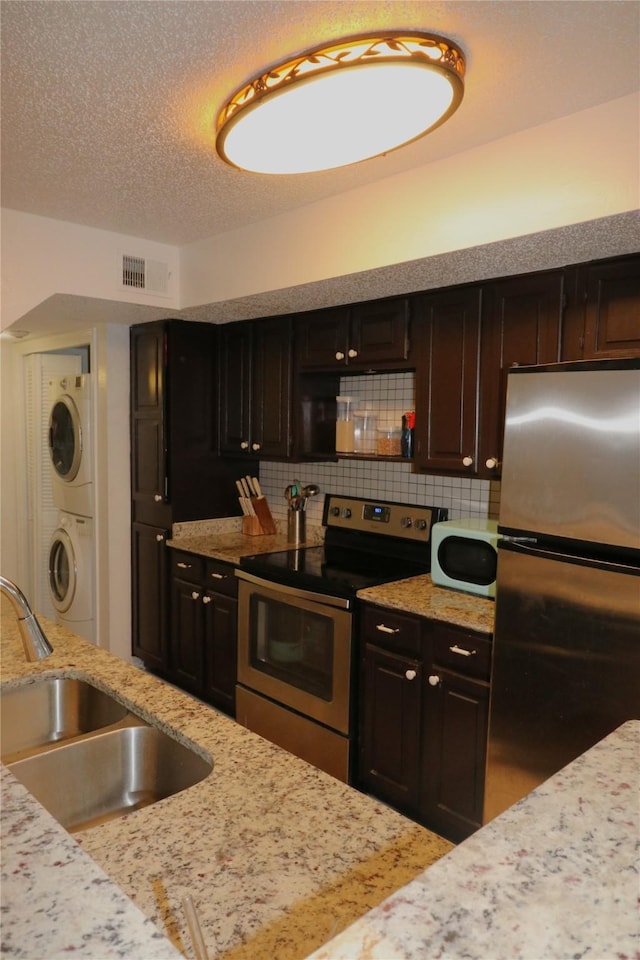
[130,319,250,675]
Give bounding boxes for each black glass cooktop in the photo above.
[239,543,430,599]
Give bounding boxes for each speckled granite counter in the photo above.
[1,609,452,960]
[1,766,182,959]
[357,575,495,634]
[308,719,640,960]
[167,517,324,565]
[168,518,494,635]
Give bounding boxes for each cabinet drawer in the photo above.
[205,560,238,597]
[171,551,205,584]
[361,605,422,656]
[432,625,491,680]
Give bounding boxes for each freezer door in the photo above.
[499,364,640,550]
[484,542,640,823]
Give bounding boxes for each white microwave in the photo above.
[430,519,502,599]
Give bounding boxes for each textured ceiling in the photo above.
[2,0,639,247]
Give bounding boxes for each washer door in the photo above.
[48,396,83,482]
[49,527,77,613]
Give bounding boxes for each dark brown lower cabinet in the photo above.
[358,603,491,843]
[131,522,170,674]
[360,644,423,814]
[422,668,489,841]
[203,588,237,716]
[170,551,238,716]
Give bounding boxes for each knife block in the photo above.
[252,496,277,535]
[242,515,264,536]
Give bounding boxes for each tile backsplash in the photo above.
[259,372,501,527]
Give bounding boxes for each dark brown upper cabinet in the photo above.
[218,315,293,459]
[413,286,483,475]
[131,319,241,525]
[296,297,411,371]
[413,271,564,479]
[479,270,564,475]
[562,254,640,360]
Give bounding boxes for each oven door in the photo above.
[237,572,352,734]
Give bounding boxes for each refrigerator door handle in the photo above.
[501,538,640,577]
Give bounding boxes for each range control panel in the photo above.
[323,494,446,542]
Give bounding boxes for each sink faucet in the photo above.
[0,576,53,661]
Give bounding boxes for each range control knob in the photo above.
[414,519,428,531]
[330,506,340,517]
[401,516,413,528]
[341,508,352,519]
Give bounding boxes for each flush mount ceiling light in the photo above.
[215,32,465,175]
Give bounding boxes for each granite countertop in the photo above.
[357,576,495,634]
[168,518,494,635]
[308,719,640,960]
[3,614,637,960]
[167,517,324,565]
[1,610,452,960]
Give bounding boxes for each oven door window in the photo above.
[250,593,334,700]
[238,579,352,733]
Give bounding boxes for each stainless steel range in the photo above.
[235,494,448,782]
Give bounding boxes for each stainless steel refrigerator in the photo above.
[484,358,640,823]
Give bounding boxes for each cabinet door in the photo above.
[480,271,563,475]
[219,321,253,455]
[203,591,238,716]
[562,255,640,360]
[170,576,204,695]
[131,521,169,672]
[251,316,292,458]
[296,307,350,368]
[130,325,169,524]
[359,644,422,814]
[423,668,489,842]
[582,256,640,358]
[413,287,482,474]
[350,297,410,367]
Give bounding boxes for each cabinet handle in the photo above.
[485,457,499,470]
[155,534,165,542]
[449,644,476,657]
[428,674,441,687]
[177,561,191,569]
[376,623,400,634]
[335,351,345,360]
[462,456,474,467]
[210,572,225,580]
[251,442,261,452]
[154,494,163,502]
[405,669,417,680]
[202,596,212,604]
[240,441,249,450]
[347,348,358,359]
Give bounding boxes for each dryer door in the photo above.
[49,527,77,613]
[48,396,83,482]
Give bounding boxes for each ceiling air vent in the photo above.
[122,255,169,296]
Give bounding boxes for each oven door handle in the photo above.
[235,569,352,610]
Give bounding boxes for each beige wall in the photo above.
[2,93,638,334]
[181,94,639,307]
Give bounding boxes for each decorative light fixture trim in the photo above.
[216,32,466,175]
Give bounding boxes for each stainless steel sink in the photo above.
[1,677,129,763]
[1,677,212,832]
[7,722,212,833]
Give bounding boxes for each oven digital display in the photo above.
[363,504,390,523]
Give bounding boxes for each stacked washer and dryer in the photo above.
[47,374,95,643]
